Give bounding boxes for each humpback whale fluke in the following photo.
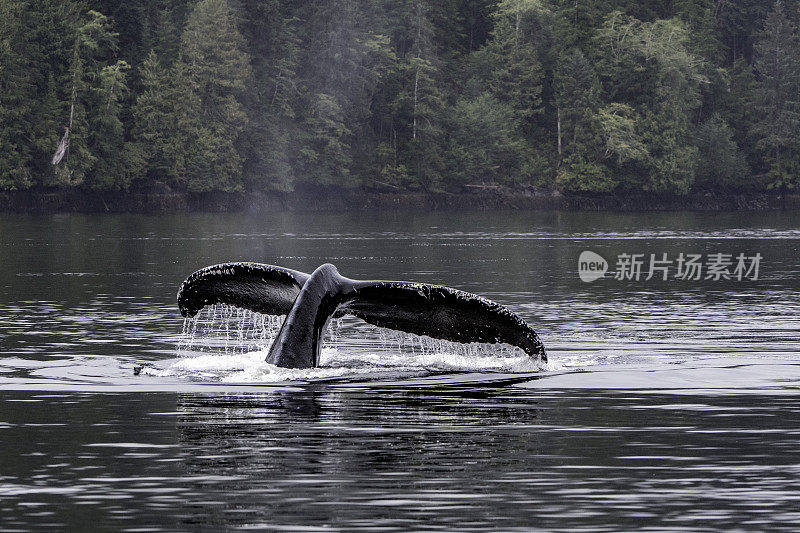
[177,262,546,369]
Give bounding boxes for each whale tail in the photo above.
[177,262,546,368]
[177,262,309,318]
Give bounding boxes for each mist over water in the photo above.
[1,210,799,531]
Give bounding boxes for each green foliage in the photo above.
[553,48,616,193]
[129,51,194,186]
[694,114,749,188]
[595,12,705,194]
[404,55,446,190]
[473,2,545,124]
[556,154,615,192]
[299,93,352,186]
[725,58,759,170]
[554,48,600,162]
[237,0,301,191]
[596,103,648,166]
[86,59,130,189]
[0,0,34,189]
[177,0,251,192]
[379,0,447,190]
[752,0,800,189]
[445,93,527,186]
[375,142,410,188]
[291,0,397,187]
[2,0,800,196]
[716,0,775,60]
[673,0,723,63]
[53,10,122,187]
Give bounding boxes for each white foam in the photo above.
[143,344,546,383]
[165,305,548,383]
[171,352,265,372]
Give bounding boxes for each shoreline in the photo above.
[0,187,797,213]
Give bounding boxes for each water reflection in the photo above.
[173,389,549,530]
[1,210,799,530]
[3,390,800,531]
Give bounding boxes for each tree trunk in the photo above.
[413,2,423,141]
[53,58,78,166]
[413,67,419,140]
[557,106,562,159]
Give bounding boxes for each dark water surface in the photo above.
[1,211,799,531]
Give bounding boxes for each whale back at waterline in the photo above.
[177,262,547,368]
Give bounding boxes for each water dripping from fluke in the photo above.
[177,304,286,356]
[141,304,544,383]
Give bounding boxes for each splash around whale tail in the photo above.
[177,262,546,368]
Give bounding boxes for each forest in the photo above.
[1,0,799,196]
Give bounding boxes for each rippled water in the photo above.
[1,210,799,531]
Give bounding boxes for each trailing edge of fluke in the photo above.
[177,262,546,369]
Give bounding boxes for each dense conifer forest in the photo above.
[1,0,799,198]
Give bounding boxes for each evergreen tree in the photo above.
[553,48,611,192]
[459,0,496,51]
[473,0,545,126]
[595,13,704,193]
[296,0,394,187]
[177,0,251,192]
[673,0,723,63]
[554,49,599,161]
[466,0,550,186]
[724,58,760,175]
[446,93,527,186]
[401,1,446,190]
[3,0,800,197]
[299,93,352,185]
[752,0,800,188]
[86,59,130,189]
[128,51,195,187]
[694,114,748,188]
[716,0,774,62]
[0,0,34,189]
[21,0,81,185]
[236,0,301,191]
[550,0,613,54]
[53,10,123,187]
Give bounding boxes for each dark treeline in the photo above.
[1,0,799,196]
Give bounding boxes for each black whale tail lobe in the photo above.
[177,262,546,368]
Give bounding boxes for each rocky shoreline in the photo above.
[0,186,797,213]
